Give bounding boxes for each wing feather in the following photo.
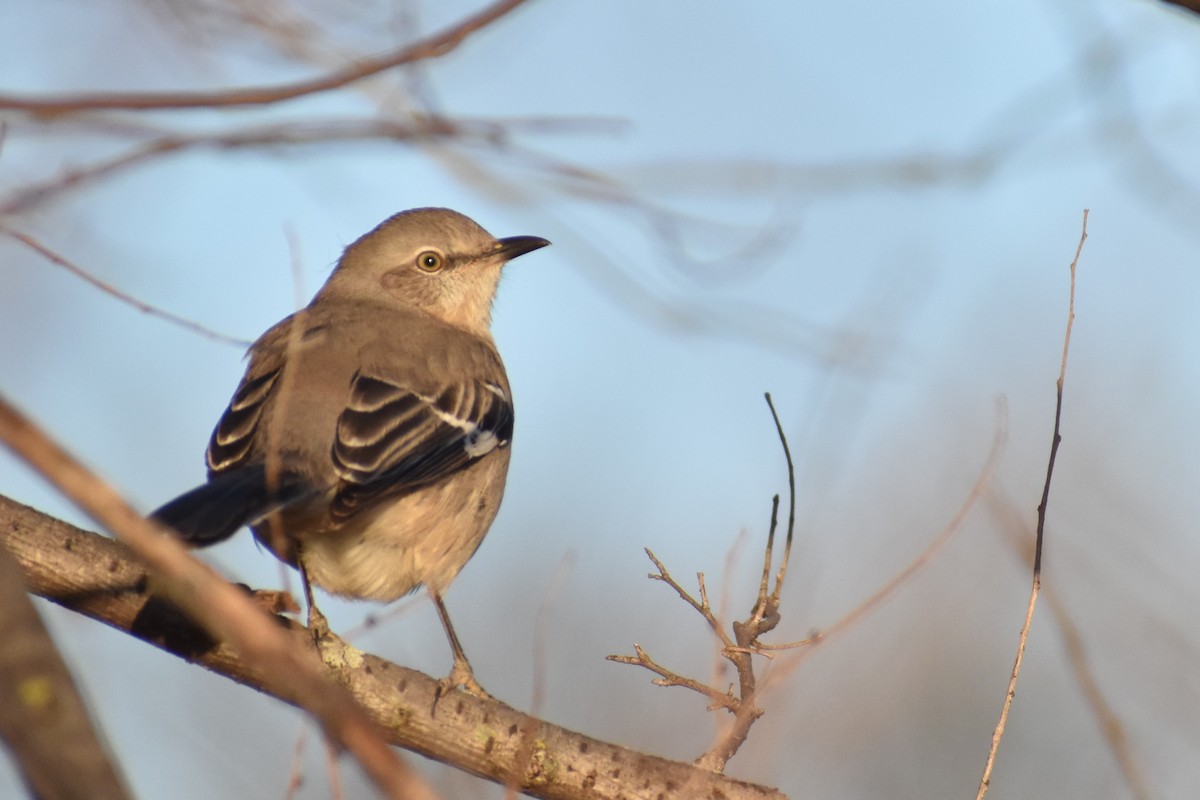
[330,371,512,519]
[207,368,280,473]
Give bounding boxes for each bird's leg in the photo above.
[431,590,493,703]
[299,557,330,643]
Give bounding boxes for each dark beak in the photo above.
[493,235,551,262]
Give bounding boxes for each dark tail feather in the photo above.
[151,465,313,547]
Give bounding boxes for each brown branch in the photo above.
[0,115,622,216]
[696,396,798,773]
[1,228,249,346]
[0,0,535,115]
[0,539,131,800]
[763,393,796,609]
[1159,0,1200,15]
[606,646,737,710]
[0,396,425,800]
[612,387,1006,779]
[976,209,1088,799]
[986,486,1155,800]
[609,397,803,774]
[644,548,732,646]
[0,493,786,800]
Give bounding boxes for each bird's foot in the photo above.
[306,603,332,645]
[433,656,494,713]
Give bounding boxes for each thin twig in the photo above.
[763,393,797,606]
[1,228,249,346]
[643,548,731,646]
[986,487,1154,800]
[612,397,805,774]
[976,208,1087,799]
[752,495,778,622]
[606,647,736,710]
[0,0,534,115]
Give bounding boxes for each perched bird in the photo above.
[152,207,550,696]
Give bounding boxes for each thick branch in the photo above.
[0,397,422,798]
[0,540,131,800]
[0,494,786,800]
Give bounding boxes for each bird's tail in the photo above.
[151,465,313,547]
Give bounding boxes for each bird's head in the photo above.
[320,208,549,335]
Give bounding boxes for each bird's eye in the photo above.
[416,251,444,272]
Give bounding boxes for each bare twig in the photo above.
[763,393,797,607]
[612,387,1006,774]
[976,209,1088,799]
[609,395,802,773]
[1,228,249,346]
[607,646,735,709]
[987,487,1154,800]
[643,548,731,646]
[0,0,534,115]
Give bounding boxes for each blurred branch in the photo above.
[0,0,534,115]
[765,397,1007,661]
[0,539,131,800]
[0,493,786,800]
[975,209,1088,800]
[0,395,429,800]
[1159,0,1200,15]
[0,115,623,216]
[1,227,249,346]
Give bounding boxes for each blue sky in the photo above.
[3,1,1200,798]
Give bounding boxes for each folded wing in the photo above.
[331,371,513,520]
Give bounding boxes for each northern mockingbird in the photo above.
[152,207,549,697]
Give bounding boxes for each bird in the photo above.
[151,207,550,698]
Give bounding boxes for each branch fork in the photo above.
[608,393,797,773]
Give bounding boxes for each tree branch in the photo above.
[975,208,1088,799]
[0,538,131,800]
[609,395,801,773]
[1,227,248,346]
[0,397,426,800]
[0,495,786,800]
[0,0,535,115]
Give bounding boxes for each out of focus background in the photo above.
[3,1,1200,797]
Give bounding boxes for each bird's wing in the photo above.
[330,370,513,520]
[206,366,281,473]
